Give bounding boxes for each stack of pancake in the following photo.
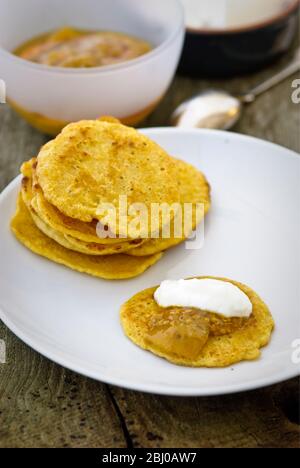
[11,119,211,280]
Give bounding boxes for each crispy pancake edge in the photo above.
[11,195,163,280]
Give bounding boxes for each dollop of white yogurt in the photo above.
[154,279,252,318]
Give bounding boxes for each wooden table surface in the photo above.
[0,45,299,448]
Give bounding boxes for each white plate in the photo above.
[0,129,299,396]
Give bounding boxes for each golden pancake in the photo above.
[11,195,163,280]
[120,277,274,367]
[34,185,136,245]
[21,172,145,256]
[31,201,144,256]
[36,120,180,237]
[22,159,133,245]
[127,159,211,256]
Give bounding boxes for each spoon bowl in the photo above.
[171,90,241,130]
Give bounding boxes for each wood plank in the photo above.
[0,107,46,192]
[0,321,126,448]
[110,379,300,448]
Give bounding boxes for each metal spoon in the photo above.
[171,50,300,130]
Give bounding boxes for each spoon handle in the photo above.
[240,49,300,103]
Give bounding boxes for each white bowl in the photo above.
[0,0,184,134]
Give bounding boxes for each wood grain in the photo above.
[110,379,300,448]
[0,42,299,448]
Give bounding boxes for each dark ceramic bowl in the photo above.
[179,0,300,77]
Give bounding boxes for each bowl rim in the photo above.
[185,0,300,35]
[0,0,184,75]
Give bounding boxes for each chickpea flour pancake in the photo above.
[127,158,211,256]
[22,159,130,245]
[21,162,146,256]
[121,278,274,367]
[11,196,163,281]
[32,156,210,252]
[36,120,180,238]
